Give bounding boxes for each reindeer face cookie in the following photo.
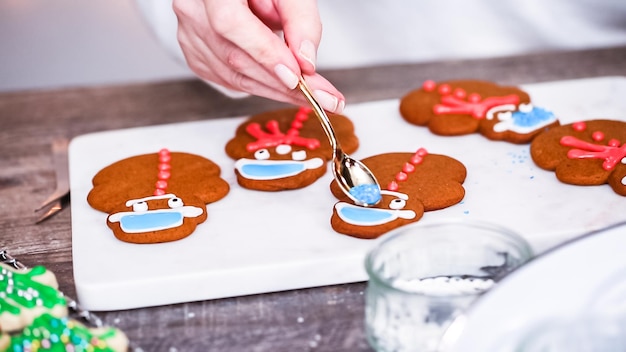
[225,107,359,191]
[87,149,230,244]
[329,148,467,239]
[530,119,626,196]
[400,80,559,144]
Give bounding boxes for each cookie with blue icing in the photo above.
[329,148,466,239]
[225,107,359,191]
[87,149,230,244]
[400,79,559,144]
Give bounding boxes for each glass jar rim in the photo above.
[364,218,534,296]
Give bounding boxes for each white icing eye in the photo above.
[254,149,270,160]
[168,197,184,208]
[519,103,533,113]
[275,144,291,155]
[388,198,406,210]
[292,150,307,161]
[132,201,148,212]
[497,111,512,121]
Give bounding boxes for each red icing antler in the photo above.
[424,81,520,119]
[245,107,321,152]
[561,136,626,171]
[434,94,520,119]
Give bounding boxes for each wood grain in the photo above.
[1,46,625,351]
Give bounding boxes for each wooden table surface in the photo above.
[2,46,625,352]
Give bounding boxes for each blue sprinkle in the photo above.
[349,184,381,205]
[464,210,470,214]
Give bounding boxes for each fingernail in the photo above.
[313,89,339,113]
[298,40,317,69]
[336,100,345,114]
[274,64,299,89]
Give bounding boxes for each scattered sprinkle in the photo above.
[297,317,304,323]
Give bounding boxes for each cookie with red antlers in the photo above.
[530,119,626,196]
[225,107,359,191]
[329,148,467,239]
[400,79,559,144]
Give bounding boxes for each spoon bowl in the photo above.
[298,78,381,207]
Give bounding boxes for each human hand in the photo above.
[173,0,345,113]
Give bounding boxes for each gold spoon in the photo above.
[298,77,381,207]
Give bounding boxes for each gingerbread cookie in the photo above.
[530,119,626,196]
[330,148,467,239]
[225,107,359,191]
[399,79,559,144]
[87,149,230,244]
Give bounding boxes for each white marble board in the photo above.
[70,76,626,311]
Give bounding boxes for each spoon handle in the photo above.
[297,77,339,152]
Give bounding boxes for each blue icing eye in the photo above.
[512,106,554,127]
[349,184,381,205]
[120,212,183,232]
[240,163,305,177]
[339,206,392,223]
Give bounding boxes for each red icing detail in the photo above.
[402,162,415,173]
[158,170,171,180]
[155,149,171,195]
[433,94,520,119]
[438,84,452,95]
[396,172,408,182]
[592,131,604,141]
[453,88,466,99]
[423,80,436,91]
[468,93,481,103]
[245,109,321,152]
[609,139,621,147]
[572,121,587,131]
[387,148,430,192]
[410,148,428,164]
[561,135,626,171]
[410,155,422,165]
[159,154,171,163]
[155,180,168,189]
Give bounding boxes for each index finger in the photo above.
[276,0,322,74]
[205,1,303,86]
